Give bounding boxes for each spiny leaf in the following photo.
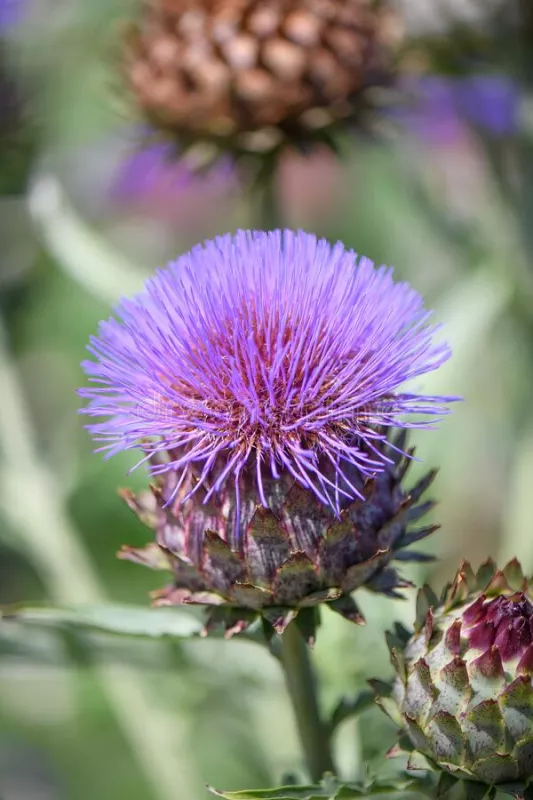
[209,776,436,800]
[209,785,333,799]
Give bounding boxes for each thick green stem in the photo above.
[280,622,335,783]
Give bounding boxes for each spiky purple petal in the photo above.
[80,229,453,514]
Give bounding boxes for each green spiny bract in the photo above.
[118,433,437,643]
[378,559,533,800]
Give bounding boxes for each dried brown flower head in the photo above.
[123,0,401,158]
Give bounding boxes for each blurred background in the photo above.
[0,0,532,797]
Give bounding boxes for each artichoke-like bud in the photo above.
[380,560,533,799]
[119,433,437,641]
[123,0,401,159]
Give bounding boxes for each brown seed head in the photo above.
[123,0,400,156]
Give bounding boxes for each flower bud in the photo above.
[381,559,533,798]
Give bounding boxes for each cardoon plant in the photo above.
[79,227,455,782]
[80,228,453,631]
[3,1,531,797]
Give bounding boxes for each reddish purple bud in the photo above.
[463,592,533,662]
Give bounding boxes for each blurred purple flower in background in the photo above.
[402,73,519,145]
[455,74,519,137]
[404,76,465,145]
[110,142,236,219]
[110,139,345,231]
[0,0,24,30]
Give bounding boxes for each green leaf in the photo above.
[436,773,460,798]
[210,776,435,800]
[0,603,241,639]
[375,695,404,727]
[1,602,205,638]
[29,175,148,304]
[497,785,530,800]
[1,602,271,649]
[462,782,493,800]
[209,785,334,800]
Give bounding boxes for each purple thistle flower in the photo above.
[399,73,519,145]
[80,230,453,521]
[402,76,464,146]
[455,74,519,137]
[110,141,235,205]
[0,0,25,30]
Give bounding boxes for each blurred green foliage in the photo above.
[1,1,533,799]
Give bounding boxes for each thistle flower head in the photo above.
[81,229,453,638]
[80,229,452,520]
